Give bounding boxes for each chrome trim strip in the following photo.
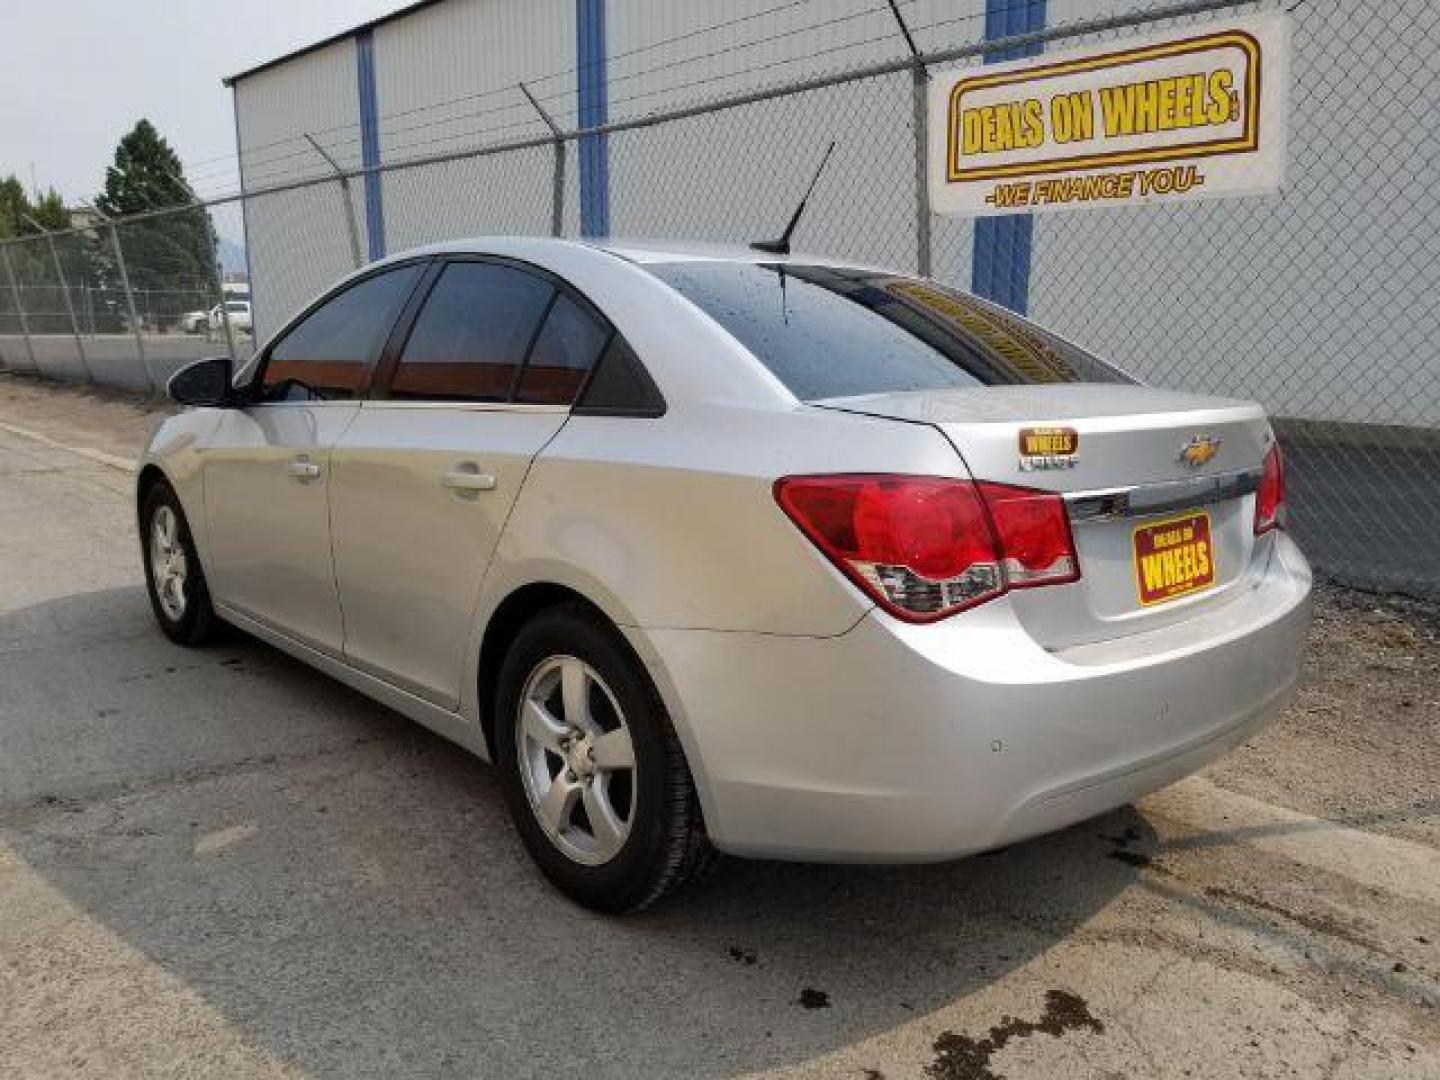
[358,400,570,413]
[1064,466,1262,523]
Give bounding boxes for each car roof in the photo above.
[382,235,880,271]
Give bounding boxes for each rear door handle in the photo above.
[286,459,322,480]
[440,466,497,492]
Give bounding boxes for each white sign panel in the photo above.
[928,14,1290,216]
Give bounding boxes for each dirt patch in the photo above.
[0,371,174,461]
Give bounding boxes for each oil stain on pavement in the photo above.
[927,989,1104,1080]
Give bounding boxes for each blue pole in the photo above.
[971,0,1045,313]
[576,0,610,238]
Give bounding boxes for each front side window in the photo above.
[261,263,422,400]
[647,262,1132,401]
[389,262,555,402]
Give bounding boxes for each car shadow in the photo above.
[1,587,1152,1078]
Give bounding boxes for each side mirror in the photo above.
[168,356,237,408]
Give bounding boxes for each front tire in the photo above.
[140,481,218,646]
[495,604,712,913]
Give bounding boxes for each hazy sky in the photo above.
[1,0,411,205]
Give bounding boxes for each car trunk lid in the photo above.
[814,384,1276,647]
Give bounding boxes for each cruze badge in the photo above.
[1018,426,1078,471]
[1177,435,1223,469]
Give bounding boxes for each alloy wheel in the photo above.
[149,505,188,621]
[515,655,637,866]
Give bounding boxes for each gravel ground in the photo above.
[0,370,1435,1079]
[1208,587,1440,848]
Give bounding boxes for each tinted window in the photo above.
[390,262,554,402]
[263,264,422,399]
[575,337,665,416]
[515,293,610,405]
[648,262,1131,401]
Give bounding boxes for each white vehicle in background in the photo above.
[178,309,210,334]
[207,300,252,335]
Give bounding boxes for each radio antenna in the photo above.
[751,141,836,256]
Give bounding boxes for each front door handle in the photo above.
[286,459,322,480]
[440,466,497,492]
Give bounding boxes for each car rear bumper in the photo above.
[633,533,1312,861]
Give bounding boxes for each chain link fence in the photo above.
[0,0,1434,598]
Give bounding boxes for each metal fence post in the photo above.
[0,245,38,375]
[887,0,931,277]
[100,215,155,394]
[304,133,365,269]
[22,213,91,382]
[520,82,566,237]
[202,212,239,365]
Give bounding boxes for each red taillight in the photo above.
[1254,443,1286,535]
[774,474,1078,623]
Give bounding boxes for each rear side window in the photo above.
[515,293,610,405]
[648,262,1131,401]
[574,337,666,416]
[390,262,554,402]
[262,263,422,399]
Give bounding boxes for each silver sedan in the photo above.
[138,238,1311,912]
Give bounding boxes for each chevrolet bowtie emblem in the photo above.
[1177,435,1222,469]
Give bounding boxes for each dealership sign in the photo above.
[929,14,1289,216]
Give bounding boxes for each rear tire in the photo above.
[140,480,218,646]
[495,603,713,913]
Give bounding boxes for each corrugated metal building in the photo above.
[225,0,998,342]
[225,0,1438,428]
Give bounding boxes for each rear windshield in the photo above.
[647,262,1132,400]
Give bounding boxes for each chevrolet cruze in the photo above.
[139,238,1311,912]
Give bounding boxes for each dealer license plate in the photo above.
[1133,510,1216,606]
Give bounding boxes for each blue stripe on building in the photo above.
[356,28,386,261]
[970,0,1045,313]
[576,0,610,238]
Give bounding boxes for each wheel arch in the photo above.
[476,582,613,759]
[474,577,718,858]
[135,462,170,516]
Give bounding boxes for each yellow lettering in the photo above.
[963,109,984,154]
[1099,84,1136,137]
[1206,69,1234,124]
[1022,98,1045,146]
[1099,69,1236,136]
[1136,81,1159,133]
[1142,553,1166,592]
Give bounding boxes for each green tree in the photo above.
[95,120,217,317]
[0,175,31,238]
[0,175,69,238]
[0,175,96,333]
